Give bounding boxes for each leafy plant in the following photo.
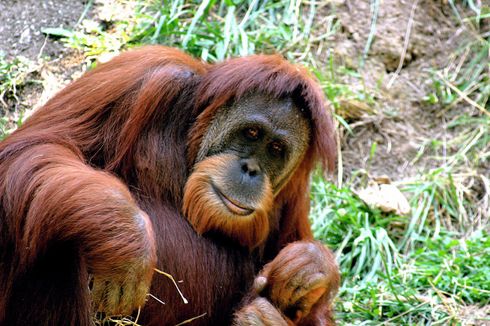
[0,54,36,107]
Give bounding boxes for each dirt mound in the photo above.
[326,0,469,180]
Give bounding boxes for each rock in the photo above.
[357,182,411,215]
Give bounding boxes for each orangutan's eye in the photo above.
[244,127,260,141]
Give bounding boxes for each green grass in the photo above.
[311,179,489,325]
[0,53,36,139]
[425,2,489,161]
[43,0,331,63]
[310,179,403,284]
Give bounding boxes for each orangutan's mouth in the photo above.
[212,184,255,216]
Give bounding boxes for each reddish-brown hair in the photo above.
[187,53,336,249]
[0,46,337,325]
[183,154,273,249]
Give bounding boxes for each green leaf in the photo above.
[41,27,74,38]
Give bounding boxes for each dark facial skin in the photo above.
[196,94,310,213]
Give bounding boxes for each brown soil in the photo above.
[0,0,89,60]
[317,0,476,181]
[0,0,89,124]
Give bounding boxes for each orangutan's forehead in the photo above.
[221,93,308,129]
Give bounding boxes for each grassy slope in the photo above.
[1,0,489,324]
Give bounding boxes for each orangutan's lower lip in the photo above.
[212,184,255,216]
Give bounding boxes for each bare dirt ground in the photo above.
[0,0,88,60]
[323,0,474,181]
[0,0,88,122]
